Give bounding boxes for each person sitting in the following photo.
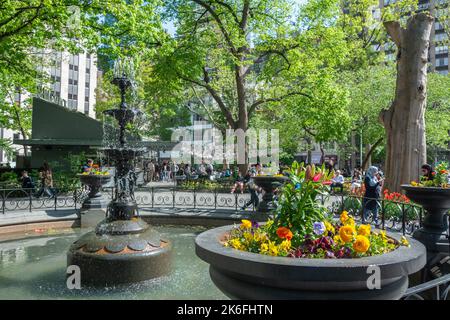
[330,170,344,193]
[421,164,435,181]
[350,169,362,193]
[230,171,245,194]
[82,159,94,173]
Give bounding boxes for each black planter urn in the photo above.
[401,185,450,259]
[195,225,426,300]
[78,174,111,209]
[253,176,289,212]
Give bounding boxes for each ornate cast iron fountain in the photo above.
[67,59,172,286]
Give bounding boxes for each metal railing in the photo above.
[326,193,429,236]
[0,185,255,214]
[402,274,450,300]
[2,185,446,238]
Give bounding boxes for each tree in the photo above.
[0,1,165,157]
[425,72,450,160]
[152,0,352,171]
[381,12,434,192]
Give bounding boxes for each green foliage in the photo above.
[426,73,450,149]
[49,152,86,193]
[270,161,334,246]
[0,171,19,187]
[0,138,15,161]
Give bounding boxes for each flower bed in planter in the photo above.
[195,162,426,299]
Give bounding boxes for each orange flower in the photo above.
[339,225,356,243]
[353,235,370,253]
[276,227,293,241]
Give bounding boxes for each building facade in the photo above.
[0,50,98,166]
[379,0,449,74]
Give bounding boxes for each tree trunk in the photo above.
[351,131,357,169]
[381,13,433,192]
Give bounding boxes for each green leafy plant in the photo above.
[269,161,334,247]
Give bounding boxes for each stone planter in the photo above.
[401,185,450,259]
[78,174,111,209]
[252,176,289,212]
[195,225,426,300]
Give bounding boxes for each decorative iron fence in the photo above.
[2,185,447,238]
[326,193,428,236]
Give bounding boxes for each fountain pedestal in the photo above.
[67,66,172,286]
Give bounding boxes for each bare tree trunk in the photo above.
[381,13,433,192]
[351,131,357,169]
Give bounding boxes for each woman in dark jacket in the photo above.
[362,166,383,226]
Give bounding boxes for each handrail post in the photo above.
[29,189,32,212]
[402,203,406,236]
[381,199,385,230]
[193,184,196,209]
[151,187,154,209]
[214,187,217,210]
[172,186,175,209]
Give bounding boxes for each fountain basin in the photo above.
[195,225,426,300]
[67,218,171,286]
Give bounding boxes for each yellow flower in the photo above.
[346,217,355,226]
[340,211,349,224]
[324,221,335,234]
[260,243,269,254]
[229,238,244,250]
[410,181,418,186]
[253,230,267,242]
[400,236,410,247]
[353,235,370,253]
[358,224,371,236]
[339,225,356,243]
[380,230,387,240]
[268,241,279,256]
[243,232,253,242]
[278,239,291,252]
[265,220,274,228]
[240,219,252,229]
[333,235,343,244]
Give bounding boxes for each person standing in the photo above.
[147,160,155,182]
[242,170,260,210]
[362,166,383,226]
[37,162,54,198]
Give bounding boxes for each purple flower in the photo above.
[313,222,326,235]
[251,221,259,229]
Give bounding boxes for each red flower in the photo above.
[313,173,322,182]
[276,227,293,241]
